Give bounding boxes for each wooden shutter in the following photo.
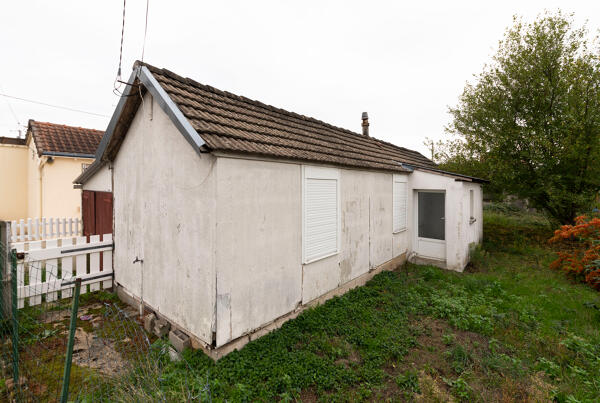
[82,190,95,237]
[303,166,339,263]
[393,175,407,233]
[95,191,113,235]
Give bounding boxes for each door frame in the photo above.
[413,189,446,260]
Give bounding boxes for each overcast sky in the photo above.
[1,1,599,157]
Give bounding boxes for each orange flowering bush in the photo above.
[549,215,600,290]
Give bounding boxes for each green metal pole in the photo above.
[60,278,81,403]
[10,250,19,395]
[0,242,4,321]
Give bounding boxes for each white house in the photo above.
[75,62,486,358]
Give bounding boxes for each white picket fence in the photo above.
[13,234,113,309]
[10,217,82,243]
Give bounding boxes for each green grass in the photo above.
[96,208,600,401]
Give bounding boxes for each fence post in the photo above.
[11,249,19,394]
[0,222,6,320]
[60,278,81,403]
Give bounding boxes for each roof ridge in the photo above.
[29,119,104,133]
[132,60,436,172]
[138,61,368,138]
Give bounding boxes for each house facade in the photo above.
[0,136,28,219]
[76,62,485,357]
[0,121,104,221]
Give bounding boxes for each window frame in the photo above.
[302,165,341,264]
[392,174,408,233]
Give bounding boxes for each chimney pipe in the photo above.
[361,112,369,137]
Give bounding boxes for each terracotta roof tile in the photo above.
[28,120,103,156]
[140,63,437,172]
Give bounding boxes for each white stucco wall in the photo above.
[215,157,302,346]
[82,163,112,192]
[464,182,484,247]
[214,159,411,346]
[112,93,216,344]
[408,170,483,271]
[302,169,407,303]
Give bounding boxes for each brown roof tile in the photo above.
[28,120,103,157]
[140,63,437,172]
[0,136,26,146]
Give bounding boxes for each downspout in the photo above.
[38,156,48,218]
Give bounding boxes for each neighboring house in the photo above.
[0,120,103,221]
[0,136,28,219]
[75,62,486,357]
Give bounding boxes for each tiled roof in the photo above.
[0,136,26,146]
[140,63,436,172]
[28,120,103,157]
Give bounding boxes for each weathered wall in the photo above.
[408,170,481,272]
[215,159,411,346]
[302,169,406,303]
[464,182,484,247]
[215,157,302,347]
[0,144,28,220]
[112,93,217,344]
[82,163,112,192]
[41,156,92,218]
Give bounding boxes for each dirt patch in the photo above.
[463,261,483,273]
[299,388,318,403]
[376,317,552,402]
[525,372,553,402]
[415,371,456,402]
[393,317,490,379]
[39,309,72,324]
[71,327,130,376]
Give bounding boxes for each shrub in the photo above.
[549,215,600,290]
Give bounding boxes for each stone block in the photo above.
[144,313,156,333]
[154,318,170,338]
[169,328,191,352]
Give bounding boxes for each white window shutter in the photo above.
[303,167,339,263]
[393,176,407,233]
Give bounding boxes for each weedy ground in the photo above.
[139,207,599,402]
[7,207,600,402]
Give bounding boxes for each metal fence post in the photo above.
[0,221,11,321]
[10,249,19,394]
[0,224,4,321]
[60,278,81,403]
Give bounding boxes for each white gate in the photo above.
[12,234,113,309]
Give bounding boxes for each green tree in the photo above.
[447,11,600,223]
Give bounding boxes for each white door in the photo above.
[416,191,446,260]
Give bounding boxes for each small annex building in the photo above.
[75,62,486,357]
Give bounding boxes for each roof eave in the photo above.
[84,65,205,186]
[42,151,95,159]
[137,65,205,151]
[407,165,489,184]
[73,159,104,185]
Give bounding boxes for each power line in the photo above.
[0,83,22,125]
[141,0,149,62]
[117,0,126,82]
[0,93,110,118]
